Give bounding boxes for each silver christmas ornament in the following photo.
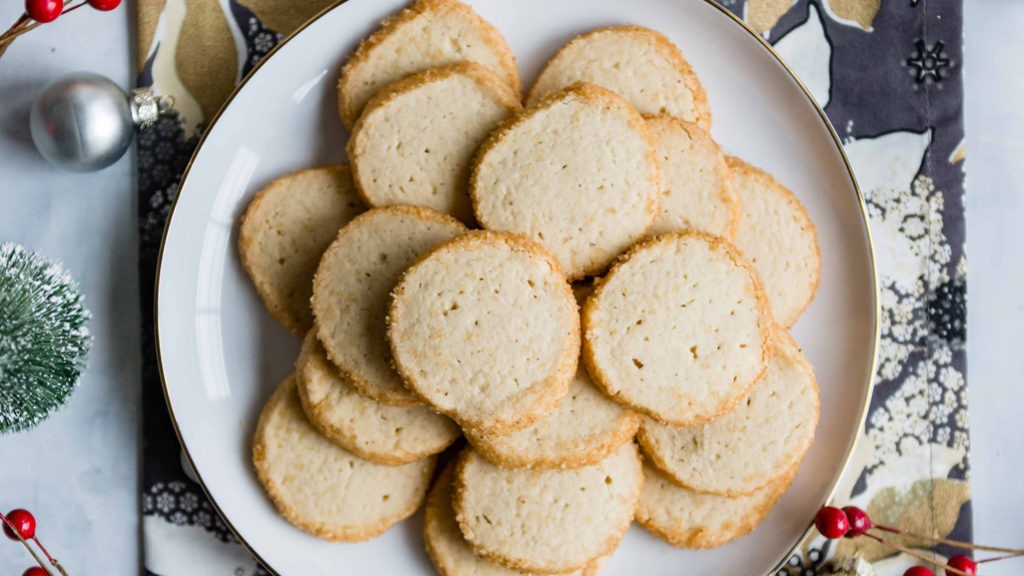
[30,73,173,172]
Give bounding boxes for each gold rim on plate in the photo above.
[152,1,880,573]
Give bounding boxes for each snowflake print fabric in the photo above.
[752,0,969,570]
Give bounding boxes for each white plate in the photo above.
[156,0,878,573]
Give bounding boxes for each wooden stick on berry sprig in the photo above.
[1,508,68,576]
[815,505,1024,576]
[0,0,122,61]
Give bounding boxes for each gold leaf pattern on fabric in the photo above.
[151,0,205,135]
[745,0,797,36]
[238,0,337,36]
[835,478,971,561]
[177,0,239,125]
[877,552,959,574]
[949,139,966,164]
[136,0,167,73]
[825,0,880,31]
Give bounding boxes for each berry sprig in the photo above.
[814,505,1023,576]
[0,0,122,60]
[1,509,68,576]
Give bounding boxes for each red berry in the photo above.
[814,506,850,539]
[947,555,978,576]
[86,0,121,10]
[23,568,49,576]
[842,506,873,537]
[24,0,62,22]
[905,567,935,576]
[2,509,36,540]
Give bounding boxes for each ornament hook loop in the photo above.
[156,94,175,113]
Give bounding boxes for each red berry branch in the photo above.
[814,505,1024,576]
[1,509,68,576]
[0,0,122,60]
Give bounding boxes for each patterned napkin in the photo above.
[135,0,968,574]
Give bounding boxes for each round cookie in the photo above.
[471,83,660,280]
[526,26,711,129]
[295,331,461,465]
[337,0,520,129]
[636,462,796,549]
[349,62,521,223]
[424,464,608,576]
[645,115,739,239]
[252,375,435,541]
[238,165,364,335]
[582,231,772,426]
[312,206,467,406]
[452,443,642,574]
[728,157,821,327]
[637,330,819,496]
[465,365,639,469]
[387,231,579,435]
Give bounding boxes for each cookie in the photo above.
[471,83,660,280]
[337,0,520,129]
[645,115,739,239]
[237,165,364,335]
[728,157,821,327]
[312,205,467,406]
[452,443,642,574]
[637,330,819,496]
[252,375,435,541]
[424,464,608,576]
[636,462,795,549]
[526,26,710,129]
[295,331,461,465]
[460,280,637,469]
[582,232,772,426]
[349,62,521,223]
[388,231,579,435]
[465,365,639,469]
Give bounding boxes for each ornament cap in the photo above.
[130,87,174,130]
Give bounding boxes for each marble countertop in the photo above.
[0,0,1021,573]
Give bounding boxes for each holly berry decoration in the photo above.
[2,509,36,540]
[814,504,1024,576]
[86,0,121,10]
[946,556,978,576]
[23,0,122,23]
[842,505,873,538]
[24,0,62,23]
[1,0,124,61]
[814,506,850,539]
[1,507,68,576]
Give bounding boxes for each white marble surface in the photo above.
[0,0,1022,574]
[963,0,1024,573]
[0,3,139,575]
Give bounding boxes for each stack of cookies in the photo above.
[239,0,823,572]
